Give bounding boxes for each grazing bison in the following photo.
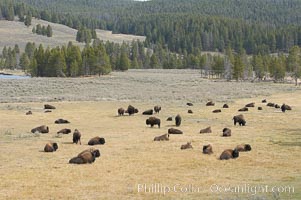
[73,129,81,145]
[222,128,231,137]
[26,111,32,115]
[203,144,213,154]
[236,144,252,152]
[206,101,215,106]
[146,117,161,128]
[223,104,229,108]
[274,104,280,109]
[44,104,56,109]
[154,133,169,141]
[175,114,182,127]
[219,149,239,160]
[143,109,153,115]
[238,107,248,112]
[154,106,161,113]
[44,142,58,152]
[88,137,105,145]
[258,107,263,110]
[181,142,193,150]
[69,148,100,164]
[233,114,246,126]
[127,105,138,115]
[31,125,49,133]
[186,103,193,106]
[118,108,125,116]
[166,117,172,121]
[55,119,70,124]
[212,109,221,113]
[57,128,71,134]
[267,102,275,107]
[262,99,267,103]
[188,109,193,114]
[200,126,212,134]
[245,102,255,107]
[168,128,183,134]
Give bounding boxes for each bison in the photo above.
[222,128,231,137]
[267,102,275,107]
[154,133,169,141]
[206,101,215,106]
[233,114,246,126]
[154,106,161,113]
[127,105,138,115]
[258,107,263,110]
[31,125,49,133]
[181,142,193,150]
[238,107,248,112]
[236,144,252,152]
[281,103,292,112]
[212,109,221,113]
[274,104,280,109]
[219,149,239,160]
[203,144,213,154]
[44,142,58,152]
[73,129,81,145]
[142,109,153,115]
[88,137,105,145]
[200,126,212,134]
[168,128,183,134]
[262,99,267,103]
[55,119,70,124]
[44,104,56,109]
[146,117,161,128]
[175,114,182,126]
[166,117,172,121]
[118,108,125,116]
[26,111,32,115]
[57,128,71,134]
[186,103,193,106]
[223,104,229,108]
[188,109,193,114]
[245,102,255,107]
[69,148,100,164]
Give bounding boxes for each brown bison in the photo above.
[200,126,212,134]
[69,148,100,164]
[188,109,193,114]
[245,102,255,107]
[143,109,153,115]
[262,99,267,103]
[274,104,280,109]
[203,144,213,154]
[154,133,169,141]
[127,105,138,115]
[238,107,248,112]
[168,128,183,134]
[166,117,172,121]
[187,102,193,106]
[55,119,70,124]
[181,142,193,150]
[219,149,239,160]
[44,104,56,109]
[154,106,161,113]
[236,144,252,152]
[281,103,292,112]
[233,114,246,126]
[222,128,231,137]
[118,108,125,116]
[88,137,105,145]
[31,125,49,133]
[44,142,58,152]
[258,107,263,110]
[26,111,32,115]
[146,117,161,128]
[73,129,81,145]
[223,104,229,108]
[175,114,182,126]
[57,128,71,134]
[267,102,275,107]
[212,109,221,113]
[206,101,215,106]
[44,110,52,113]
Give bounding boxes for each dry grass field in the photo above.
[0,70,300,199]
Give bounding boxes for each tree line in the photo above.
[32,24,52,37]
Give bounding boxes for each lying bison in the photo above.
[236,144,252,152]
[44,104,56,109]
[203,144,213,154]
[57,128,71,134]
[126,105,138,115]
[258,107,263,110]
[73,129,81,145]
[238,107,248,112]
[267,102,275,107]
[146,117,161,128]
[175,114,182,126]
[143,109,153,115]
[154,106,161,113]
[31,125,49,133]
[88,137,105,145]
[206,101,215,106]
[222,128,231,137]
[166,117,172,121]
[262,99,267,103]
[200,126,212,134]
[26,111,32,115]
[118,108,125,116]
[233,114,246,126]
[55,119,70,124]
[168,128,183,134]
[245,102,255,107]
[188,109,193,114]
[181,142,193,150]
[187,103,193,106]
[44,142,58,152]
[69,148,100,164]
[154,133,169,141]
[219,149,239,160]
[274,104,280,109]
[281,103,292,112]
[223,104,229,108]
[212,109,221,113]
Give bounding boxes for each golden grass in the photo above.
[0,92,300,199]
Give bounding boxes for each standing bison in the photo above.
[127,105,138,115]
[175,114,182,127]
[146,117,161,128]
[118,108,125,116]
[154,106,161,113]
[233,114,246,126]
[73,129,81,145]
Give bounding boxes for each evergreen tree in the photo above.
[287,46,301,85]
[46,25,52,37]
[118,51,130,71]
[233,54,244,81]
[24,14,32,27]
[19,53,30,71]
[150,54,158,68]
